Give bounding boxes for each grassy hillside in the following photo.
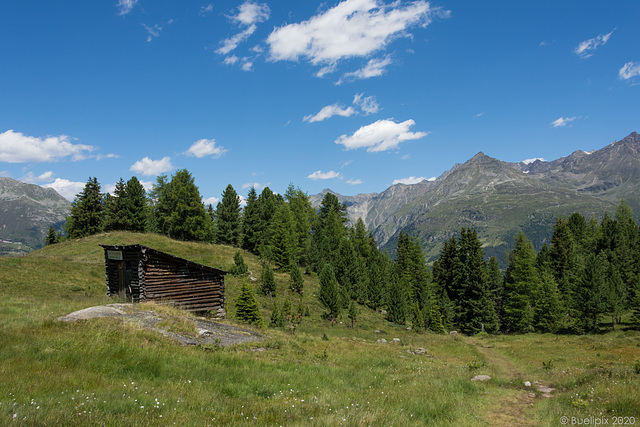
[1,232,639,425]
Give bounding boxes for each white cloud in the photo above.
[22,171,55,184]
[337,55,392,84]
[353,93,379,115]
[0,130,94,163]
[393,176,426,185]
[217,24,258,55]
[96,153,119,161]
[304,104,356,123]
[42,178,86,201]
[185,139,227,158]
[217,2,270,55]
[224,55,240,65]
[203,196,220,206]
[307,170,341,180]
[199,4,213,16]
[335,119,428,152]
[550,116,576,128]
[619,61,640,80]
[130,156,174,176]
[522,157,546,164]
[242,182,270,190]
[117,0,138,16]
[267,0,445,67]
[346,178,363,185]
[143,24,163,42]
[574,29,614,58]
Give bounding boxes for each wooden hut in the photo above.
[100,244,226,317]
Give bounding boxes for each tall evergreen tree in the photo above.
[103,178,129,231]
[289,264,304,295]
[386,274,408,325]
[270,203,295,270]
[124,176,147,232]
[503,232,539,333]
[241,187,261,254]
[318,263,341,322]
[575,253,607,333]
[534,270,562,333]
[45,225,58,245]
[165,170,212,241]
[259,263,277,297]
[285,184,314,267]
[487,256,504,322]
[66,177,103,239]
[216,184,241,246]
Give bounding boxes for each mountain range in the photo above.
[0,177,70,255]
[311,131,640,265]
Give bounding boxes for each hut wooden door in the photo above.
[116,261,127,296]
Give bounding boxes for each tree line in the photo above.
[56,172,640,334]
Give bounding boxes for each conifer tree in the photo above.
[235,281,263,326]
[503,232,539,333]
[259,263,277,297]
[487,256,504,321]
[386,274,408,325]
[216,184,241,246]
[285,184,314,267]
[289,264,304,295]
[575,253,607,333]
[66,177,104,239]
[241,187,261,254]
[270,203,295,270]
[348,300,358,328]
[534,271,562,333]
[604,263,626,330]
[45,225,57,245]
[103,178,129,231]
[124,176,147,232]
[630,274,640,328]
[230,250,248,276]
[366,251,387,310]
[256,187,279,256]
[281,297,292,323]
[318,263,341,322]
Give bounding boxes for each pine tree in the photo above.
[230,251,248,276]
[487,256,504,322]
[124,176,147,232]
[289,264,304,295]
[45,225,57,245]
[256,187,279,257]
[366,251,387,310]
[234,281,263,326]
[270,203,295,270]
[281,298,292,323]
[630,273,640,328]
[241,187,261,254]
[534,271,562,333]
[575,253,607,333]
[318,263,341,322]
[386,275,408,325]
[455,228,499,334]
[259,263,277,297]
[216,184,241,246]
[103,178,130,231]
[503,231,539,333]
[348,300,358,328]
[285,184,314,267]
[66,177,104,239]
[604,261,626,330]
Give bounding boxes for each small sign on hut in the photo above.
[100,244,227,318]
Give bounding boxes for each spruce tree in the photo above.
[487,256,504,322]
[575,253,607,333]
[66,177,104,239]
[230,251,248,276]
[103,178,129,231]
[124,176,147,232]
[534,271,562,333]
[259,263,277,297]
[241,187,261,254]
[45,225,57,245]
[285,184,314,267]
[348,300,358,328]
[289,264,304,295]
[503,232,539,333]
[234,281,263,326]
[270,203,295,270]
[216,184,241,246]
[386,274,408,325]
[318,264,341,322]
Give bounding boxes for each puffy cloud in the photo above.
[574,29,614,58]
[335,119,428,152]
[304,104,356,123]
[337,55,392,84]
[619,61,640,80]
[203,196,220,206]
[353,93,380,115]
[550,116,576,128]
[392,176,426,185]
[116,0,138,16]
[22,171,55,183]
[307,170,341,180]
[42,178,86,201]
[185,139,227,158]
[346,178,363,185]
[0,130,94,163]
[218,2,270,55]
[267,0,444,66]
[130,156,173,176]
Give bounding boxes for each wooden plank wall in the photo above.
[104,249,143,302]
[142,248,225,314]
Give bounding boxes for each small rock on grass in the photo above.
[471,375,491,382]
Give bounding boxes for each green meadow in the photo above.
[1,232,638,425]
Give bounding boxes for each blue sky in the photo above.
[1,0,638,204]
